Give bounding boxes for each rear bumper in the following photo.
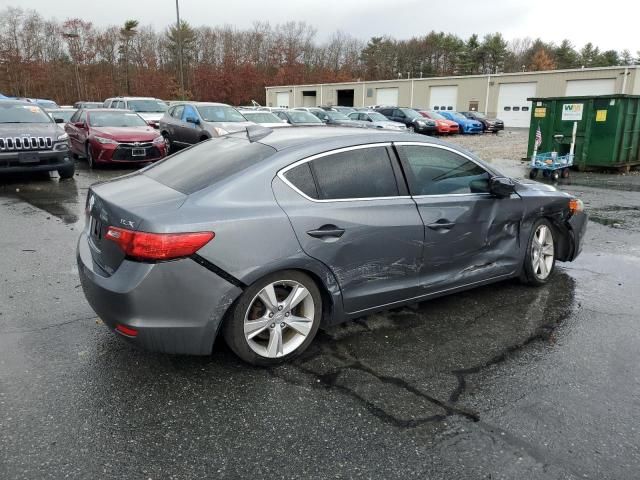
[0,149,72,174]
[77,231,242,355]
[566,212,587,261]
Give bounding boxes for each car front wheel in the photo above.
[223,270,322,366]
[521,219,556,286]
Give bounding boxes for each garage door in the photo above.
[497,82,537,128]
[276,92,290,108]
[565,79,616,96]
[430,85,458,111]
[376,88,399,106]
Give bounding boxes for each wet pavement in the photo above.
[1,134,640,479]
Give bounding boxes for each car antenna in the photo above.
[245,124,273,142]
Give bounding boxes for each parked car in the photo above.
[239,110,291,128]
[310,109,367,127]
[460,111,504,133]
[46,108,76,128]
[348,111,407,131]
[273,109,325,126]
[0,99,74,178]
[77,127,587,365]
[103,97,168,128]
[65,109,167,168]
[375,107,437,135]
[73,101,104,109]
[34,99,59,109]
[159,102,254,152]
[332,106,357,115]
[438,111,483,134]
[292,107,327,113]
[417,110,460,135]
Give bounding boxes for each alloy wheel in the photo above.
[243,280,315,358]
[531,224,554,280]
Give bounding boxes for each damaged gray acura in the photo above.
[78,126,587,365]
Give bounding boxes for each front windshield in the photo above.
[427,111,446,120]
[0,103,52,124]
[326,111,350,120]
[244,112,282,123]
[289,111,322,124]
[367,112,389,121]
[401,109,421,120]
[197,105,246,122]
[451,112,466,120]
[48,110,75,122]
[88,111,148,127]
[128,99,167,113]
[470,111,486,119]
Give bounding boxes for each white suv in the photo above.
[102,97,168,128]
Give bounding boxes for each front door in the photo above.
[272,144,424,314]
[181,104,202,145]
[395,142,523,293]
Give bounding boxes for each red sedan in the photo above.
[66,109,167,168]
[417,110,460,135]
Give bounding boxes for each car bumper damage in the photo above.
[77,232,242,355]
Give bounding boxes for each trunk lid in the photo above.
[86,173,187,275]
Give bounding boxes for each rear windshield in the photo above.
[243,112,282,123]
[144,137,276,194]
[196,105,246,122]
[128,99,167,113]
[288,111,322,124]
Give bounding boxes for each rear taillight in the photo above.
[105,227,214,261]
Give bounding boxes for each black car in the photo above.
[460,111,504,133]
[274,110,326,126]
[311,109,367,128]
[0,100,74,178]
[375,107,437,135]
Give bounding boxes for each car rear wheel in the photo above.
[521,219,556,286]
[223,270,322,366]
[162,133,172,153]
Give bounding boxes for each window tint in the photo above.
[284,163,318,199]
[309,147,399,200]
[399,145,490,196]
[144,137,276,194]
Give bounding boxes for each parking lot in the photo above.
[2,130,640,479]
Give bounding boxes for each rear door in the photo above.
[168,105,185,146]
[273,143,424,314]
[395,142,523,292]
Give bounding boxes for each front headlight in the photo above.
[57,133,69,141]
[152,136,165,145]
[93,136,117,145]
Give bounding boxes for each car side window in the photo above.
[70,110,80,123]
[283,163,318,199]
[172,105,184,119]
[398,145,491,196]
[308,146,399,200]
[182,105,197,121]
[78,111,87,123]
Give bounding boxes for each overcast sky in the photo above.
[3,0,638,52]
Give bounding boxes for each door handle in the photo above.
[427,221,456,230]
[306,225,345,239]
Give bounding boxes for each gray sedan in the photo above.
[78,127,587,366]
[349,110,407,131]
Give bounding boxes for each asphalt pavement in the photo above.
[1,138,640,479]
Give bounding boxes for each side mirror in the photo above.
[54,118,64,124]
[490,176,516,198]
[74,121,85,128]
[186,116,200,125]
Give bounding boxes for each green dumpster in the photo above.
[526,95,640,171]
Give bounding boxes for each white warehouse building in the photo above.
[265,66,640,128]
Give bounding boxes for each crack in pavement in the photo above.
[0,313,98,334]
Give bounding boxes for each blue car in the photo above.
[439,111,483,134]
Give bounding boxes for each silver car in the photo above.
[78,127,587,365]
[159,102,254,151]
[349,111,407,131]
[239,110,291,128]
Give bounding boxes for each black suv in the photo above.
[375,107,437,135]
[0,100,74,178]
[460,111,504,133]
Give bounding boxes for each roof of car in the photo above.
[170,101,229,107]
[0,99,36,106]
[255,126,450,152]
[84,108,135,113]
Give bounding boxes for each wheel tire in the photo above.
[408,125,415,133]
[521,218,556,286]
[551,170,560,181]
[85,144,96,169]
[57,162,75,179]
[561,167,570,178]
[162,133,173,154]
[529,169,538,179]
[223,270,322,366]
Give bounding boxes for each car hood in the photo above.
[0,122,63,138]
[136,112,165,122]
[203,121,254,133]
[515,179,568,194]
[91,126,161,141]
